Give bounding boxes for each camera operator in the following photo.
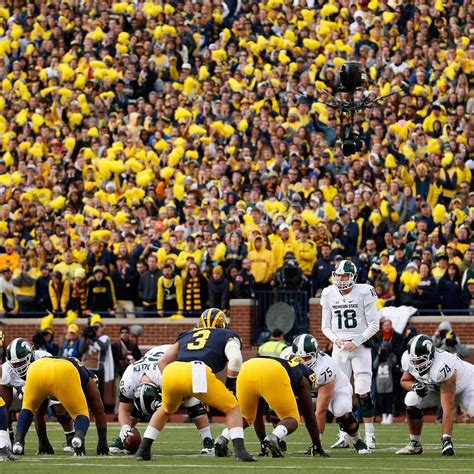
[111,326,142,417]
[274,252,307,291]
[32,328,59,356]
[78,315,113,400]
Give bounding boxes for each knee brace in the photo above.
[406,406,424,420]
[357,394,374,418]
[186,401,208,420]
[336,413,359,436]
[56,412,72,426]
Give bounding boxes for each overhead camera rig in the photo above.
[319,62,398,156]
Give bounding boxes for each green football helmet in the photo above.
[408,334,435,376]
[332,259,357,290]
[6,338,34,378]
[133,382,162,416]
[292,334,319,368]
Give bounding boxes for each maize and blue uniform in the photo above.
[237,357,317,425]
[162,328,241,415]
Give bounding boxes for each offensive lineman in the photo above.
[0,330,15,462]
[135,308,255,462]
[321,260,380,449]
[396,334,474,456]
[110,344,215,455]
[281,334,370,454]
[0,338,76,453]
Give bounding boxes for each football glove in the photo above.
[412,382,428,397]
[305,444,330,457]
[259,441,269,457]
[119,424,134,442]
[441,435,455,456]
[97,442,110,455]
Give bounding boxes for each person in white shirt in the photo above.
[396,334,474,456]
[321,260,380,449]
[281,334,370,454]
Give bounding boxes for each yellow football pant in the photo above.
[162,361,238,414]
[237,358,299,425]
[22,358,89,419]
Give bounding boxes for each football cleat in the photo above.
[262,434,284,458]
[135,446,151,461]
[12,442,24,455]
[0,446,16,462]
[331,432,350,449]
[365,433,376,449]
[200,437,215,455]
[278,439,287,455]
[354,439,371,454]
[214,435,230,457]
[396,440,423,455]
[109,437,126,455]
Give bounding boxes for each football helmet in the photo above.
[199,308,228,329]
[407,334,435,376]
[6,338,34,378]
[332,260,357,290]
[292,334,319,368]
[133,382,162,416]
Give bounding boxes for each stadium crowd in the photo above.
[0,0,473,321]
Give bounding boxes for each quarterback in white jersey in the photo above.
[321,260,380,449]
[0,338,75,453]
[281,334,370,454]
[396,334,474,457]
[110,344,214,455]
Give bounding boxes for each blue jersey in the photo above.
[265,356,317,394]
[53,356,94,389]
[176,328,241,373]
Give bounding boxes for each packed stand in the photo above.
[0,0,472,320]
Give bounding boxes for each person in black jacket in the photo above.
[138,254,160,316]
[412,262,438,311]
[208,265,230,310]
[339,209,359,258]
[110,256,137,318]
[311,244,333,297]
[438,264,469,312]
[86,266,117,317]
[234,258,256,299]
[35,263,52,313]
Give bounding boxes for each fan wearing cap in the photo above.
[61,324,81,358]
[272,223,297,270]
[85,266,117,317]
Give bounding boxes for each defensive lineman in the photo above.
[321,260,380,449]
[110,344,214,455]
[396,334,474,456]
[281,334,370,454]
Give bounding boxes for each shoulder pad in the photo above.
[321,286,331,297]
[401,351,410,372]
[357,284,374,294]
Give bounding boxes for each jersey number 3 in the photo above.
[187,329,211,351]
[335,309,357,329]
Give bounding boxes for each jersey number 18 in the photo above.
[335,309,358,329]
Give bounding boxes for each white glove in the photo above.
[119,424,133,442]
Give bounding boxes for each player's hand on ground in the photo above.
[259,441,269,456]
[97,442,110,455]
[310,444,330,457]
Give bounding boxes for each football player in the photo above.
[12,356,109,456]
[0,330,15,461]
[215,355,329,458]
[281,334,370,454]
[0,338,76,453]
[396,334,474,456]
[110,344,215,455]
[321,260,380,449]
[135,308,255,462]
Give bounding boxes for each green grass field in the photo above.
[8,422,474,473]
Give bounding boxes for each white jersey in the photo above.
[402,349,474,394]
[321,283,379,343]
[0,350,51,389]
[119,344,171,400]
[280,347,349,391]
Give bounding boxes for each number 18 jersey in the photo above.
[321,283,378,341]
[176,328,241,373]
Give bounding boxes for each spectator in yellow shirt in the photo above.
[248,236,275,288]
[379,250,397,295]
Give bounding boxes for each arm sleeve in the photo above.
[321,296,338,343]
[224,338,243,372]
[157,277,163,310]
[108,277,117,309]
[175,276,183,311]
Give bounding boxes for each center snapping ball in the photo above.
[123,427,141,454]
